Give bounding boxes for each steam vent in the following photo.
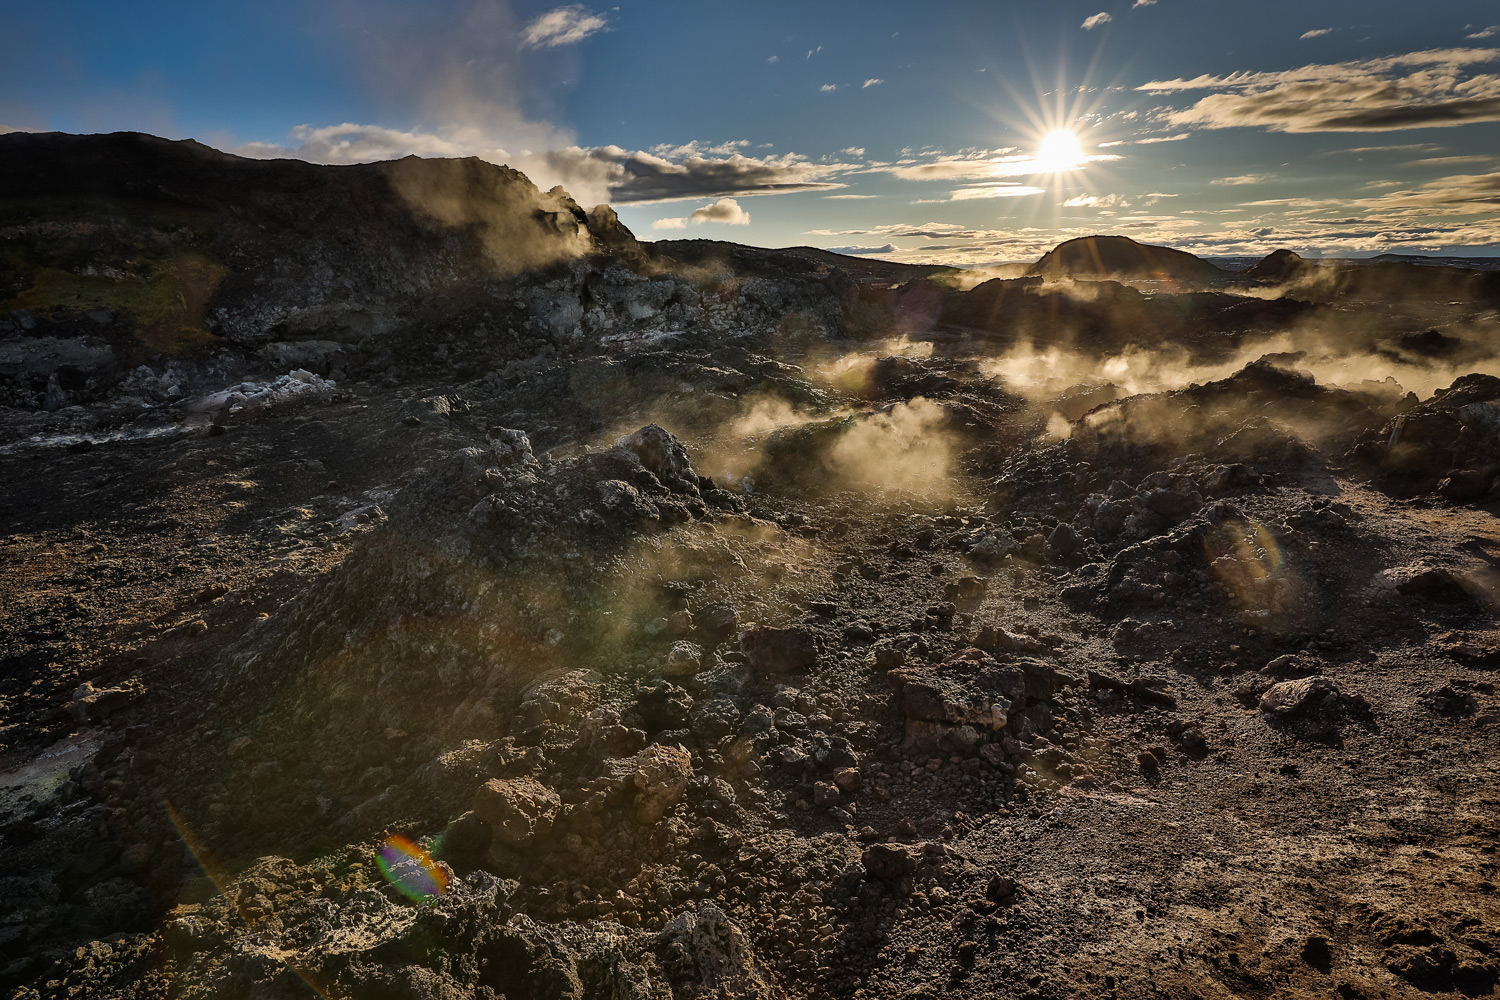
[6,8,1500,995]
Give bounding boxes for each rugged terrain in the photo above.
[2,133,1500,1000]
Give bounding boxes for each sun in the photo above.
[1034,128,1086,172]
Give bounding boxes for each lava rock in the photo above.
[863,843,918,881]
[739,626,819,673]
[631,744,693,824]
[1258,675,1345,717]
[472,777,560,849]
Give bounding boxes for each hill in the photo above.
[1027,235,1225,284]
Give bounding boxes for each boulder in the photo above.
[863,843,917,881]
[617,424,698,492]
[472,777,560,849]
[631,744,693,824]
[665,641,703,678]
[1258,676,1343,717]
[740,626,819,673]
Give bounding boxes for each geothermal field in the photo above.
[2,130,1500,1000]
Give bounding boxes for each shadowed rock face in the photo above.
[0,131,628,347]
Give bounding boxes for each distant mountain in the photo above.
[646,239,957,283]
[1239,244,1500,304]
[1367,253,1500,272]
[1027,235,1225,284]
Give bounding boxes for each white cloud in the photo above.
[882,151,1120,181]
[863,78,884,88]
[690,198,751,224]
[1468,26,1500,40]
[767,55,779,63]
[1063,193,1129,207]
[1132,0,1156,7]
[1141,48,1500,132]
[1213,174,1272,185]
[521,5,610,49]
[825,193,878,199]
[1081,12,1112,30]
[840,147,866,157]
[652,197,752,230]
[949,184,1046,200]
[1299,28,1332,40]
[821,83,838,92]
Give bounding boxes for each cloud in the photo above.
[1213,174,1271,185]
[825,193,878,199]
[1358,171,1500,212]
[1135,133,1191,144]
[825,244,895,255]
[821,84,838,92]
[1063,193,1129,207]
[650,197,752,230]
[690,198,750,224]
[557,145,859,203]
[1132,0,1156,7]
[1410,154,1492,165]
[1468,26,1500,40]
[840,146,866,156]
[1081,12,1112,30]
[1330,143,1439,154]
[767,55,779,63]
[521,5,610,49]
[1299,28,1332,40]
[949,184,1046,200]
[863,78,884,88]
[1141,47,1500,132]
[807,222,1012,240]
[882,151,1120,181]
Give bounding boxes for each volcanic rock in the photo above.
[739,626,819,673]
[472,776,560,849]
[630,744,693,824]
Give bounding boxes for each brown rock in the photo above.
[631,744,693,824]
[472,776,560,849]
[740,626,819,673]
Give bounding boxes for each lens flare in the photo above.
[377,834,450,903]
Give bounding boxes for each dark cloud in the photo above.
[543,145,857,203]
[1142,48,1500,133]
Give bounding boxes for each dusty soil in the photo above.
[4,329,1500,1000]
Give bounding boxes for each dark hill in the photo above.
[0,130,631,348]
[1245,248,1307,282]
[646,239,958,283]
[1027,235,1224,284]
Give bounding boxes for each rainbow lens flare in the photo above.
[376,835,450,903]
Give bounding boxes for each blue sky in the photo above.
[5,0,1500,261]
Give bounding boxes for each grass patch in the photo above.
[3,252,228,355]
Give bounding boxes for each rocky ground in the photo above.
[3,134,1500,1000]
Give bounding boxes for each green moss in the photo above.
[2,251,228,355]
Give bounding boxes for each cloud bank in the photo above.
[1141,48,1500,132]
